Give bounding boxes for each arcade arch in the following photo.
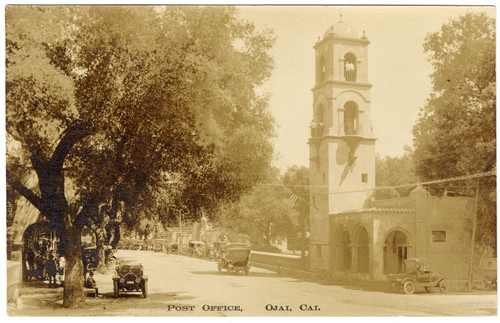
[352,226,369,273]
[334,225,351,272]
[383,229,412,274]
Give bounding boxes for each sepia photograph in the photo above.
[4,3,497,317]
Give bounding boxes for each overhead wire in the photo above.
[258,170,496,196]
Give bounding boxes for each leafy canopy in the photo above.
[412,12,495,248]
[6,6,276,220]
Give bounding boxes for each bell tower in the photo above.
[308,15,376,271]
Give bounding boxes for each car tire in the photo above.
[439,280,448,293]
[113,279,119,298]
[403,280,416,294]
[142,280,148,298]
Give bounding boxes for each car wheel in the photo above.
[142,280,148,298]
[403,280,416,294]
[439,280,448,293]
[113,279,119,298]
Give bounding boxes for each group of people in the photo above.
[25,240,64,288]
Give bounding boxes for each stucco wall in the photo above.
[423,196,475,280]
[371,196,412,209]
[328,190,476,282]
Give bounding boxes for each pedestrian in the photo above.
[85,271,98,297]
[26,247,35,280]
[46,254,58,288]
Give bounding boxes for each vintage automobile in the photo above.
[189,241,206,257]
[112,263,148,298]
[218,244,251,275]
[388,258,448,294]
[82,245,116,272]
[153,239,169,253]
[213,241,228,260]
[169,243,179,254]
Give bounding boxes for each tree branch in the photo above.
[50,122,92,172]
[74,197,99,229]
[6,172,43,212]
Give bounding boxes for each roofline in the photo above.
[314,36,370,48]
[329,207,416,215]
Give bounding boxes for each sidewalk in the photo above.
[8,270,116,316]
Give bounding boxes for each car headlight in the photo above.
[120,278,125,284]
[135,277,141,283]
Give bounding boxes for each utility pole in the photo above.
[467,180,480,290]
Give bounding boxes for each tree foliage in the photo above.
[412,12,496,248]
[6,5,275,307]
[375,147,417,199]
[214,167,299,249]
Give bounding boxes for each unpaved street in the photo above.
[11,250,497,316]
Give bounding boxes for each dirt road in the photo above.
[10,249,497,316]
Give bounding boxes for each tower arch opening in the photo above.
[318,55,326,83]
[344,53,357,81]
[311,104,325,137]
[344,101,359,135]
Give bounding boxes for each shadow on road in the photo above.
[190,270,279,278]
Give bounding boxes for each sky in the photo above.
[236,5,495,171]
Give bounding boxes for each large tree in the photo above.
[412,12,496,248]
[375,146,417,199]
[6,6,275,307]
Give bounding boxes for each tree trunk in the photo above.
[62,224,85,308]
[111,222,121,249]
[96,229,106,272]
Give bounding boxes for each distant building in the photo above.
[308,16,476,284]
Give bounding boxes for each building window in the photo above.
[362,173,368,183]
[432,230,446,242]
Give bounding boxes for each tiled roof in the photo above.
[336,207,415,214]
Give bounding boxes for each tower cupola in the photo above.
[323,20,359,39]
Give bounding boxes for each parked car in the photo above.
[388,258,448,294]
[169,243,179,254]
[153,239,169,253]
[112,263,148,298]
[213,241,228,260]
[82,245,116,272]
[218,244,251,275]
[189,241,206,257]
